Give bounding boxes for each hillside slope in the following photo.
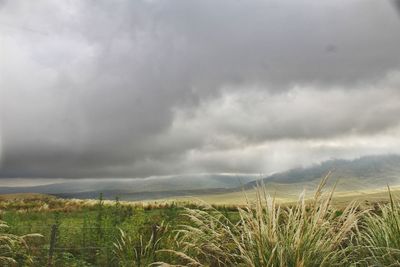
[246,154,400,190]
[1,155,400,201]
[0,174,254,199]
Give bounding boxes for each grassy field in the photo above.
[0,193,189,266]
[2,179,400,266]
[168,182,400,207]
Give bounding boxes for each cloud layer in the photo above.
[0,0,400,178]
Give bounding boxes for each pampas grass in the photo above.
[161,174,362,267]
[0,220,43,266]
[113,222,168,267]
[354,186,400,266]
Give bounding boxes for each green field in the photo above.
[0,194,183,266]
[2,181,400,266]
[167,182,400,208]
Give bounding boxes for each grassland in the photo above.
[2,179,400,266]
[168,181,400,207]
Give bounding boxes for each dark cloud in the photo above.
[0,0,400,178]
[392,0,400,16]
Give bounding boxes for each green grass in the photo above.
[0,195,184,266]
[3,179,400,266]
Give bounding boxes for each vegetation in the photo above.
[0,220,43,266]
[2,177,400,266]
[162,175,361,266]
[113,222,168,266]
[352,186,400,266]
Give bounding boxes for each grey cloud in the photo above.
[161,77,400,156]
[0,0,400,178]
[393,0,400,15]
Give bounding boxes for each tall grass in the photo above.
[355,186,400,266]
[162,174,362,267]
[6,178,400,266]
[113,222,168,267]
[0,220,43,266]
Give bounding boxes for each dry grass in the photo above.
[113,222,168,267]
[160,174,363,266]
[0,220,43,266]
[352,186,400,266]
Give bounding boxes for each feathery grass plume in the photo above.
[0,220,44,266]
[355,186,400,265]
[160,173,361,267]
[113,221,168,267]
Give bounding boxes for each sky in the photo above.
[0,0,400,180]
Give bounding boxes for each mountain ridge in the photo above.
[246,154,400,190]
[1,154,400,200]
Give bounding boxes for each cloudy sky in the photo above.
[0,0,400,180]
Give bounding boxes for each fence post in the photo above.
[151,223,158,262]
[47,224,58,267]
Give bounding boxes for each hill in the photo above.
[168,154,400,204]
[0,173,254,200]
[1,154,400,202]
[246,154,400,190]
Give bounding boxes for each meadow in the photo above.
[2,176,400,266]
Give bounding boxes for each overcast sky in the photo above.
[0,0,400,179]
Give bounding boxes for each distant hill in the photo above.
[55,188,232,201]
[1,155,400,201]
[246,154,400,190]
[0,174,254,200]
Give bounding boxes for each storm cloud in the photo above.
[0,0,400,178]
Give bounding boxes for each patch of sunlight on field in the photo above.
[162,184,400,207]
[4,183,400,209]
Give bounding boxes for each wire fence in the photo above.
[6,223,159,267]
